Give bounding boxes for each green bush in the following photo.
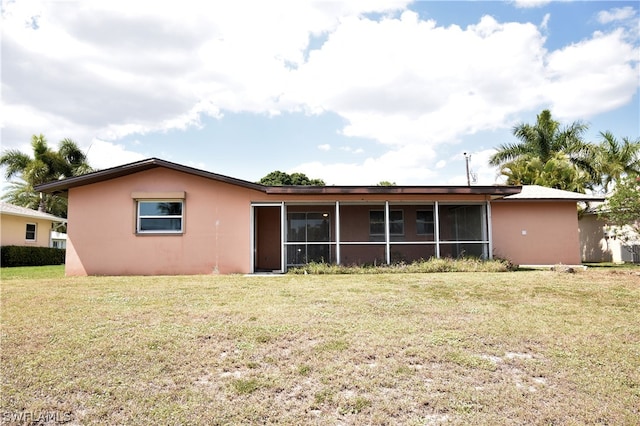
[0,246,65,267]
[288,257,518,274]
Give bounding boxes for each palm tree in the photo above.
[499,152,590,192]
[595,131,640,193]
[490,110,596,191]
[0,134,93,217]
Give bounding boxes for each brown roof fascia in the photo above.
[34,157,266,194]
[265,185,522,196]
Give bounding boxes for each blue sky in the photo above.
[2,0,638,187]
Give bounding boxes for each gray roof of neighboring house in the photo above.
[499,185,606,202]
[0,202,67,222]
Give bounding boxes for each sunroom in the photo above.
[251,200,491,273]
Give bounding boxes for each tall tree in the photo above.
[0,134,93,217]
[595,131,640,193]
[490,109,596,191]
[258,171,325,186]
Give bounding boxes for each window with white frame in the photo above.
[136,201,183,233]
[370,210,404,236]
[25,223,36,241]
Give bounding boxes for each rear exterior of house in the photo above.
[0,202,66,248]
[35,158,601,276]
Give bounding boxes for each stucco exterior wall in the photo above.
[1,214,54,247]
[65,168,262,275]
[491,201,581,265]
[578,214,611,263]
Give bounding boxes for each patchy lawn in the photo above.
[1,269,639,425]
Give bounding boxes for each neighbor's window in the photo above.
[370,210,404,236]
[137,201,183,233]
[25,223,36,241]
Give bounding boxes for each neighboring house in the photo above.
[0,202,67,248]
[34,158,603,276]
[579,206,640,264]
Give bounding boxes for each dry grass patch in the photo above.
[1,268,639,424]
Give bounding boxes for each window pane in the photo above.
[416,210,434,235]
[140,218,182,231]
[369,211,384,235]
[25,224,36,240]
[390,210,404,235]
[139,201,182,216]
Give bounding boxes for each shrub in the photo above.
[288,257,517,274]
[0,246,65,267]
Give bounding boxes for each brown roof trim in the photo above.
[34,157,522,197]
[265,185,522,196]
[34,157,266,194]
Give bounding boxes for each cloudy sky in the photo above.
[2,0,638,187]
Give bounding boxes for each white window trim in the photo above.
[136,200,184,234]
[25,223,37,241]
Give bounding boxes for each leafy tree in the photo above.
[0,134,93,217]
[594,131,640,193]
[499,152,591,192]
[490,109,596,191]
[258,170,325,186]
[377,181,396,186]
[598,175,640,241]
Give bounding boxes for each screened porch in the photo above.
[252,201,491,273]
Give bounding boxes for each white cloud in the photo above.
[293,143,437,185]
[512,0,553,9]
[544,29,639,119]
[598,7,637,24]
[1,1,638,186]
[85,140,146,170]
[540,13,550,31]
[318,144,331,151]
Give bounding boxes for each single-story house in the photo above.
[0,202,67,248]
[34,158,604,276]
[579,206,640,263]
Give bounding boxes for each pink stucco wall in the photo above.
[64,167,584,275]
[65,168,262,275]
[491,201,581,265]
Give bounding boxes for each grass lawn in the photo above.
[1,267,639,425]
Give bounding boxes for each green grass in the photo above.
[0,264,65,280]
[1,269,639,424]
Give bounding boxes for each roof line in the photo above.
[33,157,524,196]
[34,157,266,194]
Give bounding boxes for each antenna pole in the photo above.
[464,152,471,186]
